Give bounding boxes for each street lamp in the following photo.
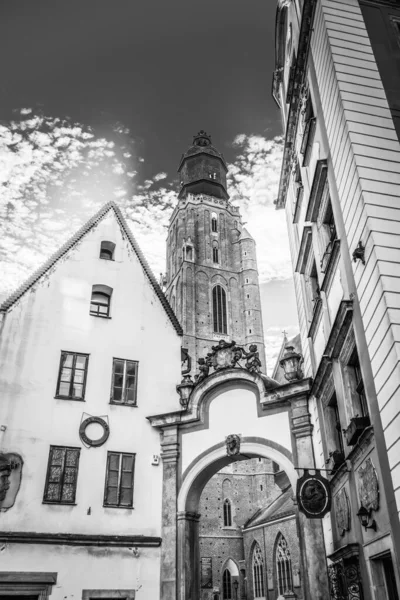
[233,579,239,600]
[279,345,304,381]
[176,375,195,409]
[357,505,376,532]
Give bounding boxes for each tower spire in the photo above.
[178,130,229,200]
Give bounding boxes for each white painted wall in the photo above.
[0,208,182,598]
[181,389,292,475]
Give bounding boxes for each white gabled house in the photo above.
[0,201,182,600]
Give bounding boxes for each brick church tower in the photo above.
[165,131,266,372]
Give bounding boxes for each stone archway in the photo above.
[177,438,297,600]
[147,367,330,600]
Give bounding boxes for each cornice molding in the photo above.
[275,0,318,209]
[0,532,161,547]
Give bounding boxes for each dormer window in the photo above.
[100,241,115,261]
[211,212,218,233]
[90,284,112,318]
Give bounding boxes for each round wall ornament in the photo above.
[296,469,331,519]
[79,416,110,447]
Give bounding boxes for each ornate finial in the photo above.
[193,130,212,147]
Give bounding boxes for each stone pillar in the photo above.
[177,511,201,600]
[290,392,330,600]
[160,426,180,600]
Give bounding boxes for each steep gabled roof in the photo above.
[239,227,255,242]
[243,486,295,529]
[0,201,183,335]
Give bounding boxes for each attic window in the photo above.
[90,284,112,318]
[100,241,115,261]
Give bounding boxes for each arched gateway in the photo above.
[148,366,330,600]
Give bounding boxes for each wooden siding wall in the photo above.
[312,0,400,516]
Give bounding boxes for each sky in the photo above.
[0,0,299,372]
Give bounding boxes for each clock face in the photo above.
[286,24,292,62]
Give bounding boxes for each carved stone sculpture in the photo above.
[243,344,262,374]
[225,434,241,457]
[0,452,23,510]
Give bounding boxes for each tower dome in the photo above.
[177,130,229,200]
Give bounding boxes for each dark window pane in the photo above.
[114,360,124,373]
[114,374,124,388]
[120,486,133,506]
[109,454,120,470]
[113,387,122,401]
[49,466,62,483]
[126,361,136,376]
[106,486,118,505]
[45,483,61,501]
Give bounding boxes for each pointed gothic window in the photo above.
[223,570,232,600]
[211,212,218,232]
[213,243,219,264]
[276,534,293,595]
[252,543,265,598]
[213,285,227,334]
[100,241,115,260]
[223,499,232,526]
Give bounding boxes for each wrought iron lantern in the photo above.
[176,375,195,409]
[279,345,304,381]
[356,505,376,532]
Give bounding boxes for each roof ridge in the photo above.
[1,201,183,336]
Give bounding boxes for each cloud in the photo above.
[0,113,291,305]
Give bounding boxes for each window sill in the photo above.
[109,401,138,408]
[103,504,134,510]
[54,396,85,402]
[42,501,77,506]
[90,314,112,319]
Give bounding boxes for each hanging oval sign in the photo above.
[296,469,331,519]
[79,416,110,448]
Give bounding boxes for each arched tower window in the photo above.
[211,212,218,233]
[223,499,232,526]
[213,285,227,334]
[252,543,265,598]
[186,246,193,261]
[222,569,232,600]
[213,242,219,264]
[276,534,293,595]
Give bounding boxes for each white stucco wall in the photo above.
[180,389,292,475]
[0,209,182,596]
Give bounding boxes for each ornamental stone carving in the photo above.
[0,452,23,511]
[334,487,350,536]
[225,434,241,457]
[357,457,379,512]
[193,340,262,385]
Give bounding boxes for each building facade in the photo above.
[0,203,183,600]
[273,0,400,597]
[165,130,266,371]
[198,458,304,600]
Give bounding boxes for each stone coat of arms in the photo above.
[357,457,379,512]
[334,486,350,536]
[225,434,241,457]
